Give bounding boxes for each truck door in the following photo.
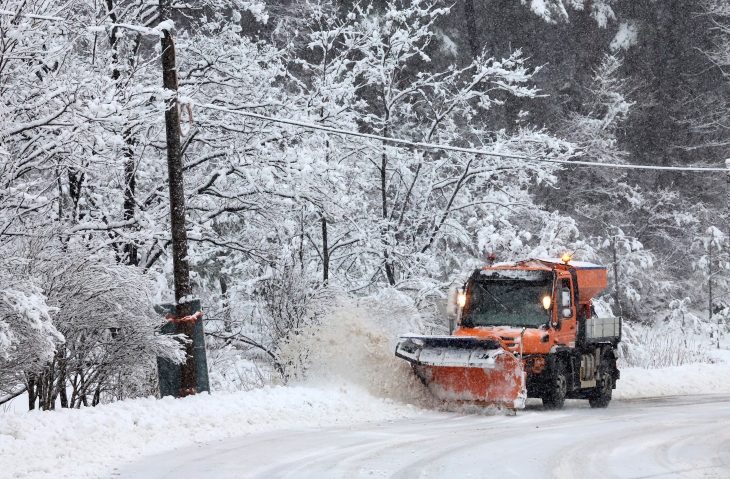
[555,277,577,347]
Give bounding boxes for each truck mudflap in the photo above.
[396,335,526,409]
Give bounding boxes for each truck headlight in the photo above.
[542,296,552,310]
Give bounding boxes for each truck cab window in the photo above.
[462,277,553,328]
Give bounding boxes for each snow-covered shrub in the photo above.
[0,236,184,409]
[619,321,715,369]
[617,298,716,369]
[207,348,275,392]
[595,298,715,368]
[201,253,340,389]
[0,260,63,401]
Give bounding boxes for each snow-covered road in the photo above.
[118,394,730,479]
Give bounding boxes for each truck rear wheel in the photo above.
[589,369,613,408]
[542,361,567,410]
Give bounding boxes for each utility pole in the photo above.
[725,158,730,349]
[612,235,622,318]
[159,1,197,396]
[709,239,714,345]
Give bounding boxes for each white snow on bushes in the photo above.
[0,385,424,479]
[614,362,730,400]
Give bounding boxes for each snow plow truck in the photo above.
[395,255,621,411]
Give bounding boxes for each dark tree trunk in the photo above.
[48,368,58,410]
[321,216,329,284]
[106,0,139,266]
[37,369,56,411]
[27,374,37,411]
[105,0,120,81]
[92,384,102,406]
[384,251,395,286]
[463,0,479,57]
[59,380,68,408]
[381,132,395,286]
[220,276,231,333]
[68,169,84,222]
[299,211,305,272]
[37,374,45,410]
[123,145,138,266]
[57,347,68,408]
[159,7,197,396]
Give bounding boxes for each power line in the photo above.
[0,9,63,20]
[201,104,730,173]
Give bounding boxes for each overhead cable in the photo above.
[201,104,729,172]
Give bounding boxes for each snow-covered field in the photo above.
[2,360,730,479]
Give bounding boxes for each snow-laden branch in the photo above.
[68,219,137,233]
[88,19,174,37]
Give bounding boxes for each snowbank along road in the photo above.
[119,394,730,479]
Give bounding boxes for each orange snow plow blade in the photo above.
[395,335,526,409]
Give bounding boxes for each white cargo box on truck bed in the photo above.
[585,316,621,341]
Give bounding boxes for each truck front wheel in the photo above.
[542,361,567,410]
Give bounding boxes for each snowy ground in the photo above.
[119,394,730,479]
[614,362,730,399]
[0,385,423,479]
[2,362,730,479]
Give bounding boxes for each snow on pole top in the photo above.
[156,20,175,35]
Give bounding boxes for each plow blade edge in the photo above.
[396,335,526,409]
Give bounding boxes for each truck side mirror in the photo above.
[560,281,572,318]
[562,290,571,305]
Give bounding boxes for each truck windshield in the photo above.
[462,278,553,328]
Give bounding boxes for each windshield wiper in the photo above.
[477,283,512,312]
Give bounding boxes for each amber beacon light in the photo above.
[561,253,571,264]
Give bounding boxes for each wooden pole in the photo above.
[612,236,621,317]
[724,158,730,348]
[159,5,196,397]
[709,239,714,344]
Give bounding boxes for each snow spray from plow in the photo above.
[396,335,526,409]
[279,303,438,407]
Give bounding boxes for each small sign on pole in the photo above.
[155,299,210,397]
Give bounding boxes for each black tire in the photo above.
[542,360,568,410]
[589,369,613,408]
